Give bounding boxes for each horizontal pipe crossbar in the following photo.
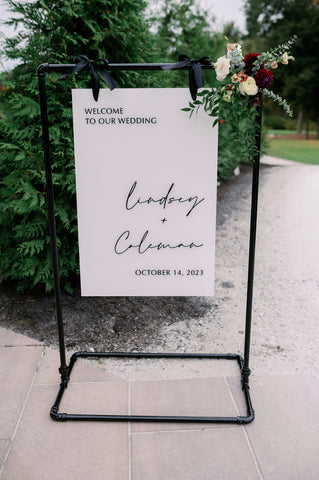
[37,62,214,75]
[72,351,242,360]
[52,413,253,425]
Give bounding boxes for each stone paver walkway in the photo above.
[1,325,319,480]
[2,155,319,479]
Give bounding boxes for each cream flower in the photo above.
[223,93,232,103]
[227,43,237,52]
[238,76,258,96]
[231,74,240,83]
[271,60,278,69]
[214,56,231,81]
[281,52,289,65]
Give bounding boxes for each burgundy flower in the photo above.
[252,97,260,108]
[255,68,274,88]
[244,53,260,75]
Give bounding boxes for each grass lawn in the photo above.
[266,129,316,136]
[266,138,319,165]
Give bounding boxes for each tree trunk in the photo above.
[305,114,309,139]
[297,109,303,134]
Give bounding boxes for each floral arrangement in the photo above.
[184,37,296,127]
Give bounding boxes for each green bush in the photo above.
[0,0,257,292]
[0,0,165,293]
[217,101,260,179]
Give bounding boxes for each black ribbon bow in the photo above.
[162,55,212,100]
[60,55,116,101]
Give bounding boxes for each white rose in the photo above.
[238,76,258,96]
[214,56,231,81]
[281,52,289,65]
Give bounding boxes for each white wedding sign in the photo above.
[72,88,218,296]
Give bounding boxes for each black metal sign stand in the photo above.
[37,60,262,424]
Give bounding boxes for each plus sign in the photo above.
[161,218,167,223]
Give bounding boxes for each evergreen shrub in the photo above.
[0,0,256,292]
[0,0,165,292]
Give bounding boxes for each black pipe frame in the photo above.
[37,61,262,424]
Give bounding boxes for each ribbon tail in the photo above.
[188,68,198,101]
[90,65,100,101]
[99,68,117,91]
[189,64,205,100]
[193,63,205,89]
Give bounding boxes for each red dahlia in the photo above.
[244,53,260,75]
[255,68,274,88]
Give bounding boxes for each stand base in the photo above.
[50,352,254,424]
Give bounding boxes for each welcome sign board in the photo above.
[72,88,218,296]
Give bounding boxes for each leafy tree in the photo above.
[0,0,165,292]
[223,22,242,43]
[244,0,319,137]
[151,0,256,178]
[150,0,224,86]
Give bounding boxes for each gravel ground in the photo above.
[1,159,319,380]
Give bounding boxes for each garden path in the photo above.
[102,156,319,380]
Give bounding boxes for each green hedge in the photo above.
[0,0,257,292]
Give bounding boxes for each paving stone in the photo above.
[35,348,123,385]
[229,375,319,480]
[34,348,69,384]
[0,440,9,465]
[226,375,248,416]
[0,345,43,439]
[60,381,128,415]
[131,377,242,432]
[131,428,261,480]
[0,327,42,346]
[2,384,129,480]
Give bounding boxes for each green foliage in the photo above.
[150,0,223,57]
[184,85,260,176]
[149,0,225,88]
[244,0,319,130]
[263,111,296,130]
[184,37,295,177]
[222,22,242,44]
[0,0,264,293]
[0,0,164,292]
[152,0,225,87]
[150,0,256,180]
[263,88,293,117]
